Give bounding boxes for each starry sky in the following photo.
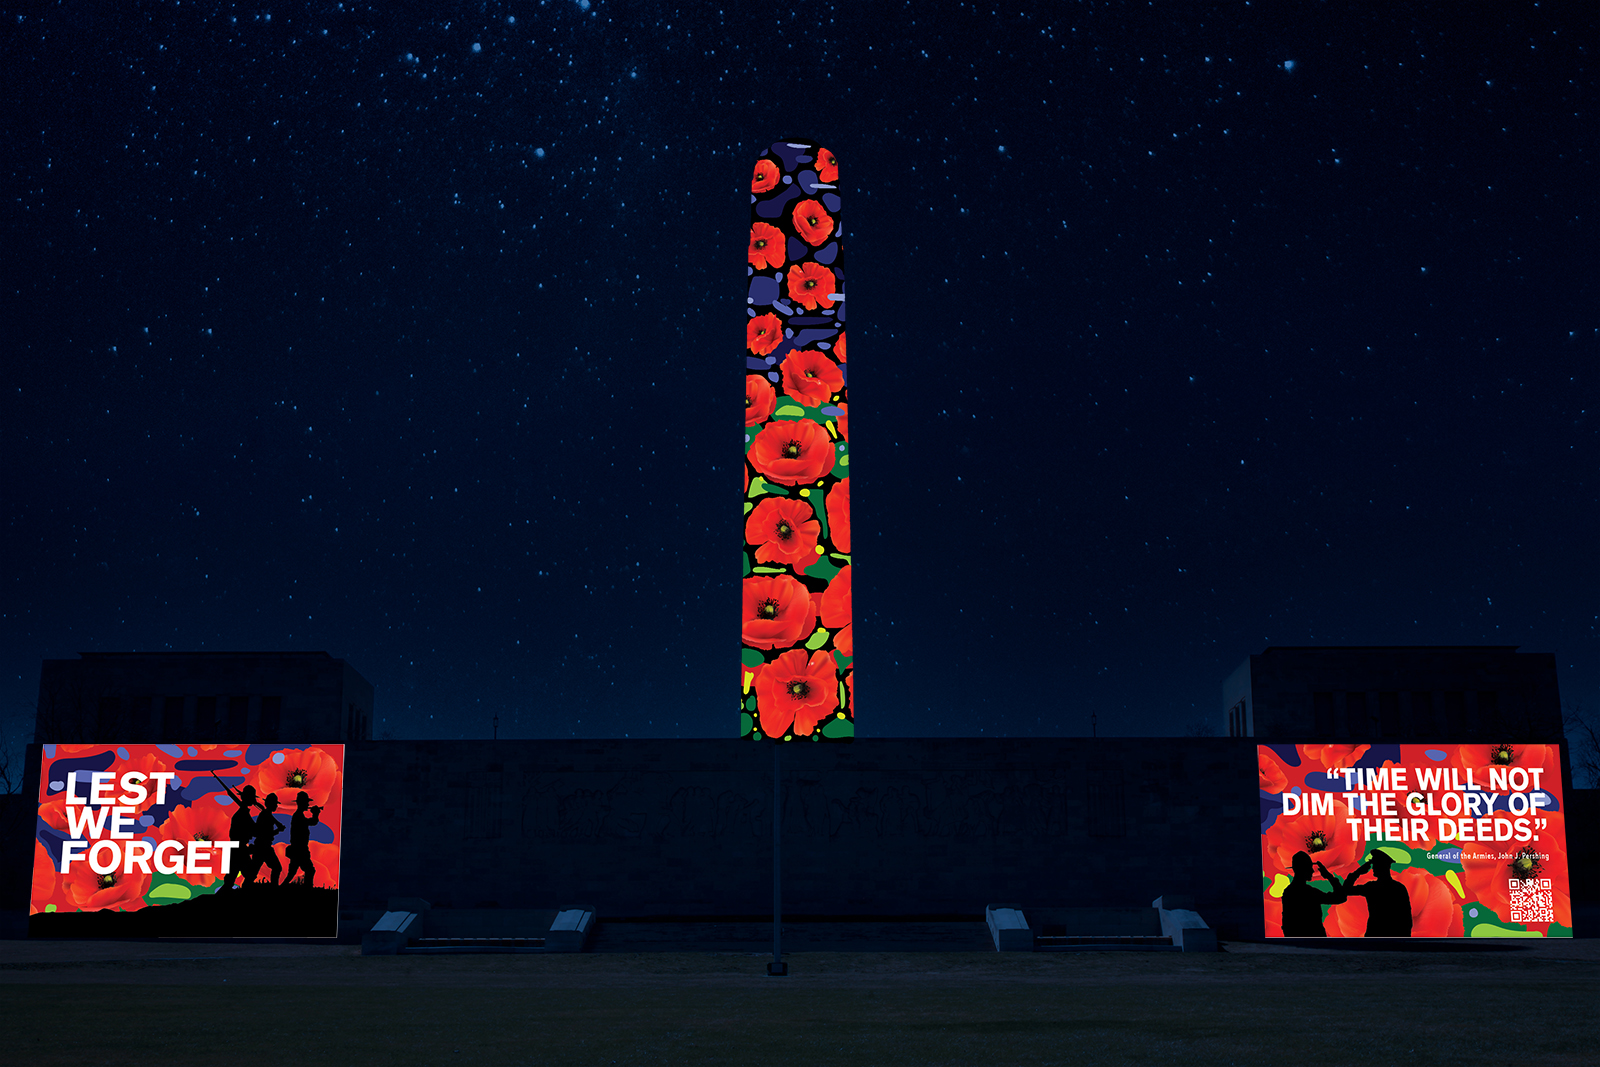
[4,1,1594,746]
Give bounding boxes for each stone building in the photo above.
[32,651,373,745]
[1221,646,1562,743]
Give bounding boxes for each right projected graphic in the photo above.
[1259,743,1571,938]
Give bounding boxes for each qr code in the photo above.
[1508,878,1554,924]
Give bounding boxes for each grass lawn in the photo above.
[2,947,1596,1066]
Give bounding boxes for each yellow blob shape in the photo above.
[815,545,825,554]
[742,670,754,695]
[1268,873,1292,899]
[1446,871,1465,898]
[799,488,811,497]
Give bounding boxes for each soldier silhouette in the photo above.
[283,790,323,888]
[1332,849,1413,937]
[213,776,261,891]
[243,794,286,888]
[1280,850,1348,936]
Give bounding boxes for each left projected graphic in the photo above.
[30,743,344,938]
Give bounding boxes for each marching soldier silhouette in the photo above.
[243,794,286,888]
[213,774,262,891]
[284,790,323,888]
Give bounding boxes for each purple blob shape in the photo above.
[791,328,839,348]
[755,186,801,219]
[748,274,779,305]
[769,142,810,170]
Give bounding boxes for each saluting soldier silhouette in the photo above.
[1280,850,1348,936]
[244,793,287,888]
[284,790,323,888]
[213,775,262,891]
[1332,848,1413,937]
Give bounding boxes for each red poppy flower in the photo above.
[826,477,850,554]
[1259,749,1290,794]
[745,497,822,570]
[1453,743,1559,792]
[31,841,59,914]
[1458,816,1570,929]
[755,649,839,738]
[780,349,844,407]
[747,312,784,356]
[746,375,776,426]
[63,847,150,912]
[821,564,852,631]
[741,574,818,650]
[817,148,838,183]
[262,839,341,888]
[752,158,779,194]
[836,401,849,442]
[834,623,853,658]
[748,221,785,270]
[1300,744,1371,774]
[785,262,837,310]
[248,746,343,810]
[748,418,836,485]
[37,791,72,834]
[159,799,240,885]
[835,331,847,363]
[791,199,835,247]
[1261,793,1362,877]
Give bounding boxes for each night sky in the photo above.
[4,2,1594,745]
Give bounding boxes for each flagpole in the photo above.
[770,740,785,975]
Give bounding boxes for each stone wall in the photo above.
[339,737,1265,936]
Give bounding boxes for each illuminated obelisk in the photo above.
[742,139,850,977]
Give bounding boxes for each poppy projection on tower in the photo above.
[742,140,852,743]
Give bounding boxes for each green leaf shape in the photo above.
[743,553,751,577]
[808,489,830,540]
[148,882,193,901]
[804,555,840,581]
[745,696,758,711]
[805,627,830,650]
[834,651,853,670]
[1469,922,1544,938]
[740,712,753,737]
[774,404,807,418]
[839,453,849,467]
[822,717,854,739]
[743,503,754,515]
[741,648,766,669]
[752,566,786,574]
[748,476,789,497]
[44,904,56,913]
